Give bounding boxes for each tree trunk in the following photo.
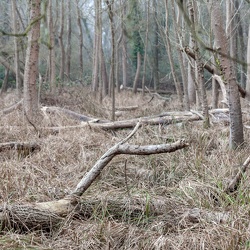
[0,68,9,95]
[210,0,244,149]
[48,0,56,93]
[246,25,250,101]
[191,0,209,128]
[171,0,190,111]
[132,52,141,94]
[152,0,159,91]
[75,0,84,84]
[141,0,149,96]
[11,0,21,98]
[65,1,71,81]
[23,0,41,117]
[164,0,183,106]
[121,1,128,88]
[106,0,116,121]
[92,0,100,93]
[58,0,65,83]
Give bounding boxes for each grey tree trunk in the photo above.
[58,0,65,83]
[11,0,21,98]
[171,0,190,110]
[75,0,84,84]
[210,0,244,149]
[165,0,183,106]
[48,0,56,93]
[23,0,41,117]
[65,1,71,81]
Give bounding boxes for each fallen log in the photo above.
[41,106,107,123]
[0,141,40,153]
[0,122,189,231]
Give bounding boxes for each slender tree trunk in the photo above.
[153,0,159,91]
[246,25,250,101]
[23,0,41,117]
[75,0,84,84]
[187,37,196,104]
[11,0,21,98]
[235,0,246,87]
[142,0,149,96]
[48,0,56,93]
[58,0,65,83]
[101,49,109,96]
[133,52,141,94]
[0,68,9,95]
[121,1,128,88]
[92,0,100,92]
[192,0,209,128]
[171,0,190,110]
[65,1,71,81]
[106,0,116,121]
[164,0,183,106]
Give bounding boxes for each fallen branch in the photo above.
[116,105,138,111]
[41,106,107,123]
[0,123,188,231]
[0,99,23,115]
[212,74,228,105]
[0,141,40,153]
[225,155,250,193]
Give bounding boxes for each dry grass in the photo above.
[1,87,250,249]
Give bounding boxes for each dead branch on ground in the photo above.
[0,122,188,231]
[0,141,40,153]
[224,155,250,193]
[0,99,23,115]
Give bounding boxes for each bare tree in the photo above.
[209,0,244,149]
[11,0,22,98]
[75,0,84,84]
[164,0,183,106]
[65,1,72,81]
[23,0,42,117]
[58,0,65,83]
[48,0,56,93]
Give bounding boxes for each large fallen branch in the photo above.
[42,111,201,132]
[0,123,189,231]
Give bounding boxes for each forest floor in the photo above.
[1,86,250,249]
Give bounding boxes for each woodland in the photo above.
[1,0,250,249]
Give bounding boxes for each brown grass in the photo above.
[1,87,250,249]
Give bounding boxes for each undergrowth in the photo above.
[0,87,250,249]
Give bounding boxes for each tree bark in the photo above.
[75,0,84,84]
[23,0,41,117]
[132,52,141,94]
[58,0,65,83]
[164,0,183,106]
[210,0,244,149]
[11,0,22,98]
[48,0,56,93]
[171,0,190,111]
[65,1,71,81]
